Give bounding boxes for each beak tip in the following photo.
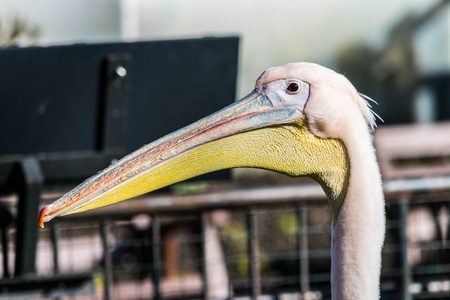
[38,205,50,228]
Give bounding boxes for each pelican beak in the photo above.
[39,89,305,227]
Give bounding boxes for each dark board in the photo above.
[0,37,239,154]
[0,37,239,185]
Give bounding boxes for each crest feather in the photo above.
[357,92,383,130]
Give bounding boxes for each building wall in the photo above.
[0,0,121,45]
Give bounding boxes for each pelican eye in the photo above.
[286,82,299,93]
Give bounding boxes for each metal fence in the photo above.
[1,176,450,299]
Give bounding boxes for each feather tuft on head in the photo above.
[357,92,383,131]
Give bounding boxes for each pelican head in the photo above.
[39,62,376,227]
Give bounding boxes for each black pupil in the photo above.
[287,83,299,92]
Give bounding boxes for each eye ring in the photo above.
[286,82,299,94]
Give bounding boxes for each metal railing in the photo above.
[2,176,450,299]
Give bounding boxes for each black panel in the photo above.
[0,37,239,184]
[0,37,239,156]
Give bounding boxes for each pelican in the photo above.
[39,62,385,299]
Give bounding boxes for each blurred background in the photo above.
[0,0,449,299]
[0,0,447,107]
